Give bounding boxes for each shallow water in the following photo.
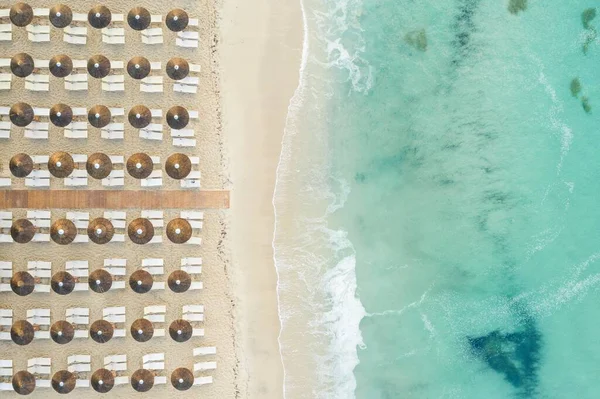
[274,1,600,398]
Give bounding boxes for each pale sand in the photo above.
[221,0,303,397]
[0,0,238,397]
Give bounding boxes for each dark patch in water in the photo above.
[355,172,367,183]
[468,318,541,398]
[452,0,481,66]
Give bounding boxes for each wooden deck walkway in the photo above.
[0,190,230,209]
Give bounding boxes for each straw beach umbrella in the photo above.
[168,270,191,293]
[88,105,111,128]
[169,319,192,342]
[10,53,34,77]
[89,269,113,293]
[91,369,114,393]
[166,218,192,244]
[166,106,189,129]
[88,5,111,29]
[131,318,154,342]
[129,270,153,293]
[49,103,73,127]
[12,371,35,395]
[86,153,112,179]
[10,271,35,296]
[87,55,111,78]
[128,105,152,128]
[50,219,77,245]
[165,153,192,179]
[11,219,36,243]
[171,368,194,391]
[49,4,72,28]
[128,218,154,244]
[9,102,34,126]
[127,7,151,31]
[10,3,33,27]
[52,370,76,394]
[131,369,154,392]
[9,153,33,177]
[49,54,73,78]
[87,218,114,244]
[11,320,34,345]
[48,151,74,178]
[50,320,74,344]
[90,320,114,343]
[166,57,189,80]
[126,153,153,179]
[127,56,151,80]
[166,9,189,32]
[51,271,75,295]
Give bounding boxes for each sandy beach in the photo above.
[221,0,303,397]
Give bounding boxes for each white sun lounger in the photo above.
[65,260,89,291]
[64,13,87,44]
[193,347,217,356]
[102,14,125,44]
[193,376,213,386]
[0,9,12,42]
[0,359,12,391]
[27,358,51,388]
[0,309,12,340]
[140,75,163,93]
[103,307,126,337]
[66,308,89,338]
[140,15,163,44]
[143,305,166,337]
[67,355,91,388]
[26,309,51,339]
[26,9,50,42]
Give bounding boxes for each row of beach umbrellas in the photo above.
[10,217,193,245]
[9,53,193,81]
[10,152,193,180]
[11,317,195,346]
[7,102,190,129]
[9,3,190,32]
[11,366,196,394]
[10,268,194,296]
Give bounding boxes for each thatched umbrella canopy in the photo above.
[88,105,111,128]
[12,371,35,395]
[168,270,192,293]
[49,103,73,127]
[171,367,194,391]
[127,56,151,80]
[50,320,74,344]
[127,7,151,31]
[51,271,75,295]
[50,219,77,245]
[166,9,189,32]
[128,105,152,129]
[129,270,153,294]
[49,4,72,28]
[49,54,73,78]
[10,3,33,27]
[126,153,153,179]
[166,106,190,130]
[128,218,154,244]
[10,271,35,296]
[166,57,189,80]
[165,153,192,179]
[86,153,112,180]
[89,269,113,293]
[131,369,154,392]
[166,218,192,244]
[9,102,34,127]
[91,369,114,393]
[169,319,192,342]
[87,218,114,244]
[11,320,34,345]
[48,151,74,178]
[88,5,111,29]
[87,55,111,79]
[52,370,76,394]
[10,53,34,77]
[11,219,36,244]
[131,318,154,342]
[90,320,114,343]
[9,153,33,177]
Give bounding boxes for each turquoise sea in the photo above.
[273,1,600,398]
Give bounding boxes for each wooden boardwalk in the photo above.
[0,190,230,209]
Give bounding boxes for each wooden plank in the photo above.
[0,190,230,210]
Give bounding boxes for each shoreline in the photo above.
[220,0,304,396]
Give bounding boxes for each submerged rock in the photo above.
[570,78,581,97]
[405,29,428,52]
[583,27,597,54]
[508,0,527,15]
[582,96,592,114]
[582,8,597,29]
